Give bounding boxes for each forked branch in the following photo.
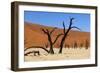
[52,33,64,45]
[50,27,57,35]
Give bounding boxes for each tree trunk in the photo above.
[59,35,66,53]
[59,18,80,54]
[47,34,54,54]
[49,45,54,54]
[59,29,70,54]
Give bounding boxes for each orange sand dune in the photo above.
[24,22,90,49]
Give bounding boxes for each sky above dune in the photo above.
[24,11,90,32]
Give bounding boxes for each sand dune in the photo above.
[24,22,90,49]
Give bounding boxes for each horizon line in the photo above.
[24,21,90,33]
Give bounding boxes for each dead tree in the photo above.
[59,18,80,53]
[24,27,63,55]
[73,41,78,49]
[41,27,63,54]
[24,18,81,55]
[80,43,83,49]
[85,39,89,49]
[65,44,70,49]
[25,51,34,56]
[24,46,50,54]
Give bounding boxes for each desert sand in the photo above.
[25,48,90,62]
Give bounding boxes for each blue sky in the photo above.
[24,11,90,32]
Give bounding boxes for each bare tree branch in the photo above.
[41,28,54,54]
[25,46,49,53]
[50,27,57,35]
[52,33,64,45]
[71,26,81,31]
[24,51,34,56]
[69,18,74,28]
[45,28,49,33]
[41,28,50,35]
[63,21,66,34]
[41,28,47,34]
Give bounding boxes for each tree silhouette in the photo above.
[73,41,78,49]
[25,46,50,53]
[41,27,63,54]
[80,43,83,49]
[85,39,89,49]
[59,18,80,53]
[24,18,81,55]
[25,27,63,55]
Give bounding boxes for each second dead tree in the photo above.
[59,18,80,53]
